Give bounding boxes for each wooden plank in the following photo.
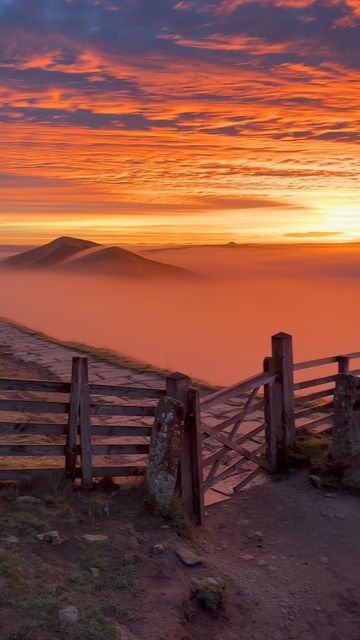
[293,353,360,372]
[78,466,146,478]
[349,368,360,377]
[0,468,65,481]
[0,379,71,393]
[188,387,205,525]
[338,356,350,374]
[79,358,92,489]
[90,425,151,437]
[90,384,165,398]
[202,422,266,469]
[263,356,277,471]
[0,422,67,435]
[298,414,335,431]
[0,400,69,414]
[201,424,271,471]
[204,442,266,490]
[66,358,81,481]
[228,389,259,440]
[295,388,334,404]
[204,458,248,489]
[203,389,261,486]
[0,445,65,456]
[343,352,360,360]
[295,402,333,420]
[200,372,275,409]
[234,467,262,493]
[90,405,155,417]
[91,444,149,455]
[293,356,338,371]
[272,332,296,450]
[0,466,146,481]
[207,399,264,436]
[166,373,193,518]
[293,374,337,391]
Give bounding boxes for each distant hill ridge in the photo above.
[2,236,192,279]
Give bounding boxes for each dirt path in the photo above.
[197,471,360,640]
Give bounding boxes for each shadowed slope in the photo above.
[66,245,192,278]
[2,236,99,268]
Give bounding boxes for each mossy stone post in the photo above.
[333,374,360,466]
[146,394,186,513]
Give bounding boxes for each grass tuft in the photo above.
[295,435,331,467]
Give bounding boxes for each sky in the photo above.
[0,0,359,244]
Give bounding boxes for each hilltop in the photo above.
[2,236,192,280]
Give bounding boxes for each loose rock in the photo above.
[240,554,255,562]
[5,535,19,544]
[310,475,323,489]
[58,606,80,625]
[89,567,101,578]
[176,547,203,567]
[82,534,108,543]
[17,495,41,505]
[36,531,63,545]
[152,543,167,555]
[247,531,263,545]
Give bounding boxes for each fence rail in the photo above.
[0,356,165,490]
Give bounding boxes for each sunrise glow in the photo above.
[0,0,359,244]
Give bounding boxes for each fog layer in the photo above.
[0,244,359,385]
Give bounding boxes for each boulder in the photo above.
[191,577,226,611]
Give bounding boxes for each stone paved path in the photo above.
[0,320,166,389]
[0,318,265,427]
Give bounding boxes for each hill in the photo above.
[2,236,192,279]
[65,245,191,278]
[2,236,99,268]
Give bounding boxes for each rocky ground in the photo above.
[1,467,360,639]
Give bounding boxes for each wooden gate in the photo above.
[200,370,277,503]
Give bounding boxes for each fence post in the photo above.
[187,387,205,525]
[271,332,296,454]
[79,357,93,490]
[263,356,277,471]
[66,357,82,482]
[166,372,197,521]
[338,356,350,374]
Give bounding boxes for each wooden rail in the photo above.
[200,372,275,409]
[0,356,165,489]
[292,347,360,434]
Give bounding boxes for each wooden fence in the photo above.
[1,333,360,523]
[268,332,360,448]
[0,357,166,488]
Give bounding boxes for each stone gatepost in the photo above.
[332,374,360,465]
[145,396,185,513]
